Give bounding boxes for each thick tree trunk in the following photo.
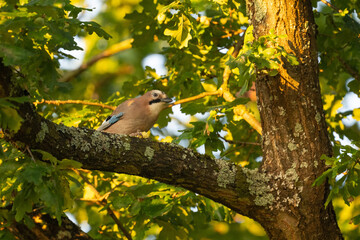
[246,0,342,239]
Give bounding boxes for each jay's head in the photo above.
[143,90,172,114]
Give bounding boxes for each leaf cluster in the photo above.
[0,97,29,133]
[313,5,360,230]
[316,8,360,97]
[63,171,236,239]
[0,0,110,96]
[227,25,299,95]
[314,142,360,223]
[0,144,79,226]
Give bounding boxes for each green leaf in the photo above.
[21,163,49,185]
[57,159,83,169]
[82,21,112,40]
[164,14,193,49]
[33,150,58,165]
[244,25,254,43]
[352,214,360,225]
[13,185,39,222]
[284,53,299,65]
[268,69,279,76]
[144,199,172,218]
[313,168,333,186]
[0,44,36,66]
[112,195,133,209]
[130,200,141,215]
[0,107,23,133]
[262,47,276,57]
[181,101,208,115]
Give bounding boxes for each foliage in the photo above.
[312,1,360,236]
[0,0,360,239]
[0,97,29,133]
[0,142,76,225]
[226,25,299,95]
[314,142,360,221]
[0,0,111,98]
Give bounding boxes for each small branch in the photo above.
[77,198,101,203]
[218,40,262,135]
[59,39,134,82]
[234,105,262,135]
[56,23,238,83]
[26,146,36,161]
[34,99,116,110]
[220,40,243,93]
[338,57,360,81]
[320,0,342,13]
[221,29,245,39]
[169,91,220,107]
[218,134,261,146]
[72,169,133,240]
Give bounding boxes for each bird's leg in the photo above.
[129,130,145,138]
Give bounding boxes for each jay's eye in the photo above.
[152,93,158,97]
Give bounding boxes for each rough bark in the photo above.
[246,0,343,239]
[4,101,255,215]
[0,0,345,238]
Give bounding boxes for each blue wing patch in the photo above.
[96,112,124,131]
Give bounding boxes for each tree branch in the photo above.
[34,99,116,110]
[169,91,220,106]
[320,0,342,13]
[338,57,360,81]
[59,38,134,82]
[217,134,261,146]
[3,99,263,216]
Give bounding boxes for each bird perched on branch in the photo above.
[97,90,172,135]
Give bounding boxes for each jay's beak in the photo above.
[161,97,173,103]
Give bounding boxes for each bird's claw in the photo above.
[129,131,145,138]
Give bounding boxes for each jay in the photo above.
[97,90,172,135]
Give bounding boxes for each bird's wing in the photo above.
[96,112,124,131]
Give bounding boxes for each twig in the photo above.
[59,39,134,82]
[221,29,245,39]
[34,99,116,110]
[338,57,360,81]
[77,198,101,203]
[320,0,342,13]
[233,105,262,135]
[26,146,35,162]
[72,169,133,240]
[59,14,242,82]
[218,135,261,146]
[218,40,262,135]
[169,91,220,107]
[220,40,244,93]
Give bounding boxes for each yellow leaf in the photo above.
[160,136,173,143]
[353,108,360,121]
[201,82,216,92]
